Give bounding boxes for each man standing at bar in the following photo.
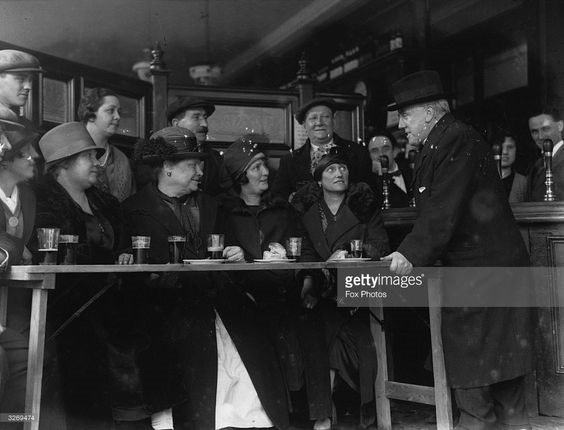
[526,106,564,201]
[167,97,224,195]
[384,71,532,430]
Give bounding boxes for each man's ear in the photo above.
[557,120,564,134]
[425,105,435,122]
[171,118,179,127]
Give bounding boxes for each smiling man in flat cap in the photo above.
[383,70,532,430]
[272,97,371,201]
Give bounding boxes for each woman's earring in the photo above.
[166,171,172,177]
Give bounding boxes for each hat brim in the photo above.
[167,103,216,123]
[387,93,449,111]
[45,145,105,166]
[2,67,44,74]
[296,98,337,125]
[142,151,209,163]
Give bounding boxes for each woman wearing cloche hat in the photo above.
[26,122,134,424]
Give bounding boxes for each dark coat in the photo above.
[526,147,564,201]
[292,182,390,261]
[272,133,372,200]
[219,193,319,304]
[291,182,387,425]
[396,113,532,388]
[30,175,128,420]
[121,184,290,429]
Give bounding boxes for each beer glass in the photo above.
[37,228,60,265]
[132,236,151,264]
[58,234,79,265]
[206,234,224,259]
[168,236,186,263]
[286,237,302,261]
[350,239,364,258]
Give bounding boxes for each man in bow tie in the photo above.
[384,70,532,430]
[272,97,371,201]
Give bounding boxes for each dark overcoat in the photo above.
[396,113,532,388]
[121,184,290,429]
[272,133,372,200]
[292,182,391,261]
[291,182,388,426]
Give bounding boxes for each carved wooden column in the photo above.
[149,43,171,132]
[295,53,315,105]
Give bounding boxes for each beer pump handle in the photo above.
[379,155,391,210]
[492,143,502,177]
[543,139,555,202]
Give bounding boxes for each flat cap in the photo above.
[167,97,215,123]
[295,98,337,125]
[0,50,44,74]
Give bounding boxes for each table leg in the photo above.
[428,276,453,430]
[370,302,392,430]
[23,276,52,430]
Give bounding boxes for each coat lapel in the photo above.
[302,204,332,260]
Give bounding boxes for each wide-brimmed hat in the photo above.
[137,126,208,163]
[0,49,44,74]
[313,149,350,182]
[166,97,215,123]
[295,98,337,125]
[39,122,104,165]
[388,70,447,111]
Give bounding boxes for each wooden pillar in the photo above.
[294,53,315,105]
[149,43,171,132]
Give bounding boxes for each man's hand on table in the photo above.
[381,251,413,275]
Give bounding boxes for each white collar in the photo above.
[552,140,564,157]
[0,184,19,213]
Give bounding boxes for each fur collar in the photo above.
[33,175,121,233]
[292,181,377,224]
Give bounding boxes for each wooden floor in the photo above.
[289,401,564,430]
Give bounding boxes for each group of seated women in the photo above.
[0,110,391,430]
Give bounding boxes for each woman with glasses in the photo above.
[120,126,289,430]
[291,150,390,429]
[0,129,39,415]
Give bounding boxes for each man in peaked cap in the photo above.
[167,97,223,195]
[0,49,43,130]
[272,97,372,201]
[383,71,532,430]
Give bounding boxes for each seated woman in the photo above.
[219,137,336,430]
[121,126,289,430]
[31,122,133,427]
[78,88,135,202]
[291,150,390,429]
[0,128,39,415]
[494,132,527,203]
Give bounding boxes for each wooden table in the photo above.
[0,261,451,430]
